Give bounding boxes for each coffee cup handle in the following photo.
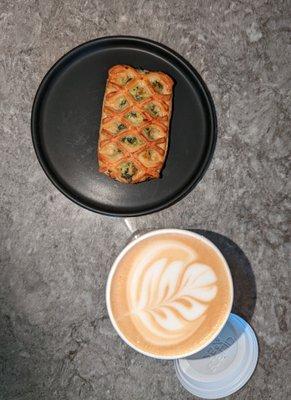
[123,218,153,243]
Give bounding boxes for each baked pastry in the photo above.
[97,65,174,183]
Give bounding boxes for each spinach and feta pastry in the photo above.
[98,65,173,183]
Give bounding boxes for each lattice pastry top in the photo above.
[97,65,174,183]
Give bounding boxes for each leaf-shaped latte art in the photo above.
[127,240,218,346]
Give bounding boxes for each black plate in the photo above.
[31,36,217,216]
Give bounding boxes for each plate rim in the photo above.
[31,35,217,217]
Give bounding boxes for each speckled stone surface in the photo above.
[0,1,289,399]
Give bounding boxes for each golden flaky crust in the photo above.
[97,65,174,183]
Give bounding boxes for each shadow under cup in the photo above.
[106,229,234,360]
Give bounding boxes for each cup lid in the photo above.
[174,313,259,399]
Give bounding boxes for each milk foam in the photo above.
[127,239,218,346]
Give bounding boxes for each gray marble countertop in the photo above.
[0,1,289,399]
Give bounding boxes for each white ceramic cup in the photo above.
[106,229,234,360]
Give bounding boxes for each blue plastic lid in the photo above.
[174,313,259,399]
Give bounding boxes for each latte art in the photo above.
[108,231,233,358]
[128,241,218,346]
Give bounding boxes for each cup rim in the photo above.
[106,228,234,360]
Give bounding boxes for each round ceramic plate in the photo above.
[31,36,217,216]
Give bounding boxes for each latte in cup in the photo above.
[106,230,233,359]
